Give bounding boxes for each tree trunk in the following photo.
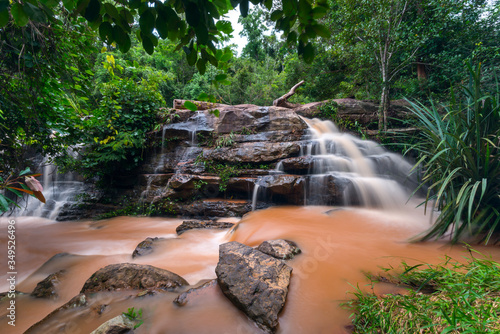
[379,82,390,132]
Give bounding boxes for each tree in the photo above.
[1,0,330,71]
[331,0,423,131]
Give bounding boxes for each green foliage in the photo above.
[122,307,144,329]
[0,168,45,212]
[346,255,500,333]
[3,0,329,71]
[97,201,161,219]
[407,64,500,244]
[317,101,366,137]
[58,53,166,183]
[215,132,236,148]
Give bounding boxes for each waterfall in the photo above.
[252,118,418,210]
[11,157,86,220]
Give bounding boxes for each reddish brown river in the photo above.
[2,205,500,334]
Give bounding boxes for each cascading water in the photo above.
[11,158,86,220]
[253,117,419,210]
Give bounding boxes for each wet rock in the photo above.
[227,177,257,194]
[257,174,305,205]
[206,142,300,163]
[215,242,292,333]
[165,174,221,200]
[173,279,217,306]
[176,220,235,235]
[176,199,256,217]
[132,237,164,258]
[278,156,314,174]
[294,98,411,128]
[257,240,301,260]
[90,314,137,334]
[31,270,65,299]
[24,293,88,333]
[80,263,188,294]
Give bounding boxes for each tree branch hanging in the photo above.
[273,80,305,108]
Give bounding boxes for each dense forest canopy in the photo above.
[0,0,499,182]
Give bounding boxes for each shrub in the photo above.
[407,64,500,244]
[346,254,500,333]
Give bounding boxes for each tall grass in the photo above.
[407,64,500,244]
[346,255,500,333]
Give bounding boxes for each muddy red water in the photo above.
[1,206,500,334]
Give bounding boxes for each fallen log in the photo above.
[273,80,305,108]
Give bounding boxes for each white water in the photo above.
[11,158,86,220]
[253,118,419,210]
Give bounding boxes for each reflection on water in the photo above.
[1,207,499,333]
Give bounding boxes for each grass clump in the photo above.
[346,254,500,333]
[406,63,500,244]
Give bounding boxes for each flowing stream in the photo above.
[2,118,500,333]
[2,207,500,333]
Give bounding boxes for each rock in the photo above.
[90,314,137,334]
[165,174,221,200]
[31,270,65,299]
[215,242,293,333]
[257,240,301,260]
[80,263,188,294]
[132,237,164,258]
[257,174,305,205]
[175,199,257,217]
[176,220,235,235]
[173,279,217,306]
[277,156,314,174]
[206,142,300,163]
[293,98,412,127]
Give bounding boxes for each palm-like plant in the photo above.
[408,64,500,244]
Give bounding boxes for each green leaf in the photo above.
[239,0,248,17]
[0,194,9,212]
[11,3,29,27]
[103,3,119,21]
[220,51,232,62]
[198,92,209,101]
[139,8,155,34]
[184,46,198,66]
[209,109,220,117]
[0,0,8,11]
[312,24,330,38]
[99,21,113,43]
[195,24,209,45]
[184,101,198,111]
[196,58,207,74]
[19,167,31,176]
[141,33,154,55]
[215,74,227,81]
[216,20,233,34]
[302,42,314,63]
[0,9,9,28]
[62,0,75,11]
[84,0,100,22]
[270,9,283,21]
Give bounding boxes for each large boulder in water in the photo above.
[215,242,292,333]
[257,240,301,260]
[80,263,188,294]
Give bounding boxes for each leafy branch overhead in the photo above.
[1,0,330,70]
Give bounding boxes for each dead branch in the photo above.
[273,80,305,108]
